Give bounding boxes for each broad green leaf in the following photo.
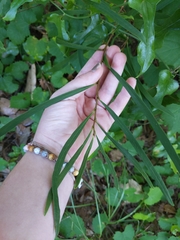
[0,0,10,17]
[171,225,180,236]
[161,104,180,133]
[133,212,156,222]
[154,164,173,176]
[3,0,33,21]
[0,62,3,75]
[59,213,85,238]
[105,187,124,207]
[6,61,29,81]
[166,175,180,188]
[48,39,64,59]
[0,27,7,42]
[97,138,119,189]
[129,0,160,74]
[124,188,144,203]
[0,41,5,54]
[0,85,92,137]
[51,71,68,88]
[0,75,19,94]
[158,217,177,231]
[113,225,135,240]
[23,36,47,61]
[32,87,50,105]
[156,30,180,68]
[10,92,31,109]
[2,42,19,57]
[7,10,36,45]
[89,0,144,41]
[48,13,70,40]
[154,70,179,103]
[0,158,8,171]
[139,236,156,240]
[144,187,163,205]
[156,232,169,240]
[91,159,109,177]
[137,82,172,115]
[92,213,108,235]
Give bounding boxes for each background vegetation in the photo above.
[0,0,180,239]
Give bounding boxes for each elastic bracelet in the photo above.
[23,142,80,181]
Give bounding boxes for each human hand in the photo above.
[34,45,136,169]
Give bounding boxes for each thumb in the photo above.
[51,63,103,99]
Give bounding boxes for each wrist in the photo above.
[33,134,83,170]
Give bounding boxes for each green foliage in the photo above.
[144,187,163,205]
[129,0,160,74]
[155,70,179,103]
[92,213,108,235]
[162,104,180,133]
[0,0,180,239]
[10,92,31,109]
[113,225,135,240]
[59,213,86,238]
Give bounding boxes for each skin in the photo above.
[0,45,136,240]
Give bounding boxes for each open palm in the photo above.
[34,45,136,169]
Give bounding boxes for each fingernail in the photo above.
[91,63,101,71]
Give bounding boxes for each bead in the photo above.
[48,153,56,161]
[70,166,75,173]
[28,145,35,152]
[41,150,48,158]
[23,145,28,152]
[73,169,79,177]
[62,163,66,168]
[34,147,41,154]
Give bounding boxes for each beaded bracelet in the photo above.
[23,142,79,180]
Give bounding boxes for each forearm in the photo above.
[0,152,73,240]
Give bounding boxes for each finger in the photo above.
[98,52,127,105]
[85,45,121,98]
[51,63,103,100]
[77,45,108,77]
[109,77,136,116]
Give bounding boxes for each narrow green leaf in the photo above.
[111,68,180,184]
[89,0,144,41]
[56,131,92,187]
[102,95,173,205]
[0,85,92,137]
[56,38,98,51]
[44,188,53,215]
[44,118,91,215]
[3,0,33,21]
[100,127,153,187]
[52,128,92,237]
[74,139,93,189]
[97,137,119,189]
